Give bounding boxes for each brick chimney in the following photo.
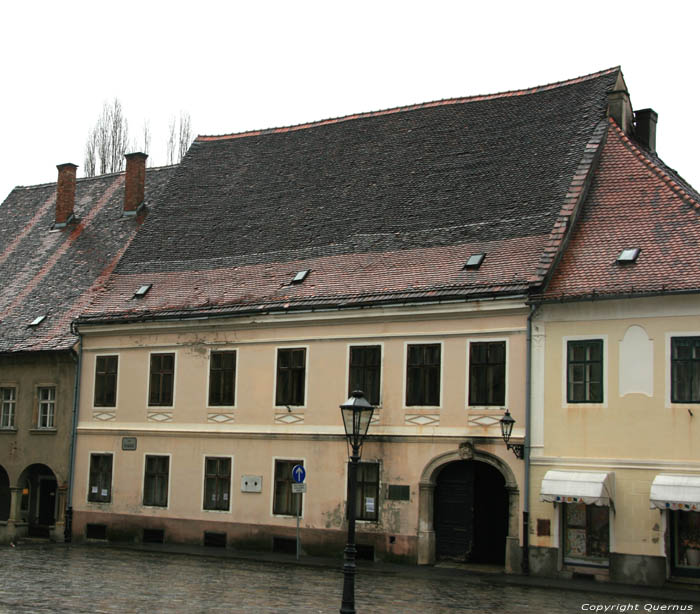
[55,163,78,227]
[634,108,658,153]
[123,152,148,215]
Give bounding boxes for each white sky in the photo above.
[1,1,698,202]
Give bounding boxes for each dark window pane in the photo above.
[209,351,236,406]
[469,342,506,406]
[672,338,700,403]
[276,349,306,406]
[406,344,441,406]
[203,457,231,511]
[349,346,381,406]
[352,462,379,521]
[567,340,603,403]
[88,454,113,503]
[144,455,169,507]
[149,353,175,406]
[273,459,303,515]
[94,355,118,407]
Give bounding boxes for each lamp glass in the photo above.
[500,409,515,445]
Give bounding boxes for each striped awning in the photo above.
[540,470,615,506]
[650,474,700,511]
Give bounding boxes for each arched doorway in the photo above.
[18,464,57,538]
[433,460,507,563]
[0,466,9,521]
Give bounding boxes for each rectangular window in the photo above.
[672,337,700,403]
[1,387,16,428]
[94,355,118,407]
[273,459,303,516]
[143,455,169,507]
[209,351,236,406]
[563,503,609,566]
[567,340,603,403]
[38,386,56,428]
[469,341,506,406]
[149,353,174,406]
[350,462,379,521]
[406,343,441,406]
[276,348,306,406]
[88,454,113,503]
[672,510,700,573]
[203,457,231,511]
[349,346,381,406]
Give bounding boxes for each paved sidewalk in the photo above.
[71,540,700,605]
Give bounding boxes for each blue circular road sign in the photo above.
[292,464,306,483]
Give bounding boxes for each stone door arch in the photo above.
[417,444,520,570]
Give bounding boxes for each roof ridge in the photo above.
[609,118,700,212]
[198,67,620,142]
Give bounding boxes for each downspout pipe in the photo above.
[65,327,83,542]
[523,302,538,574]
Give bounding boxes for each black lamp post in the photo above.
[339,390,374,614]
[499,409,524,459]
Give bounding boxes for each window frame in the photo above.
[93,354,119,408]
[670,336,700,404]
[207,349,237,408]
[272,458,304,517]
[347,344,382,407]
[202,455,233,512]
[37,385,56,429]
[87,452,113,504]
[274,347,308,408]
[0,385,17,429]
[562,502,611,568]
[148,352,176,407]
[467,339,508,407]
[142,454,171,508]
[404,341,443,408]
[348,460,380,523]
[562,336,607,407]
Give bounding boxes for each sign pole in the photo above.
[296,492,301,561]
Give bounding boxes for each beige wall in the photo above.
[531,294,700,567]
[72,301,528,560]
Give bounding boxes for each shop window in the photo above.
[273,459,303,516]
[0,387,16,428]
[209,351,236,406]
[349,346,381,406]
[671,337,700,403]
[563,503,609,566]
[276,348,306,406]
[203,457,231,511]
[567,340,603,403]
[673,510,700,575]
[143,455,169,507]
[94,355,118,407]
[38,386,56,428]
[469,341,506,406]
[88,454,113,503]
[349,462,379,521]
[406,343,441,406]
[149,353,174,406]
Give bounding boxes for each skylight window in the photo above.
[464,253,485,270]
[134,284,152,297]
[292,270,310,284]
[617,248,640,263]
[29,315,46,327]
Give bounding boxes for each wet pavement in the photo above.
[0,544,697,613]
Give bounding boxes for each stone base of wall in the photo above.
[529,546,669,586]
[72,510,418,564]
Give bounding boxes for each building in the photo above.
[529,97,700,584]
[70,68,625,569]
[0,155,175,542]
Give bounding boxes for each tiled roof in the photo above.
[0,166,177,352]
[81,68,621,322]
[540,119,700,300]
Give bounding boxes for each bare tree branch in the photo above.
[178,112,192,162]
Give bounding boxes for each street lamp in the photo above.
[339,390,374,614]
[499,409,524,459]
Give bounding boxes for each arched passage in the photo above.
[418,444,520,569]
[18,464,57,537]
[0,466,9,521]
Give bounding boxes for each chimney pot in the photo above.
[634,108,658,154]
[55,163,78,227]
[124,152,148,215]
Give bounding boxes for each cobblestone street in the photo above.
[1,545,697,614]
